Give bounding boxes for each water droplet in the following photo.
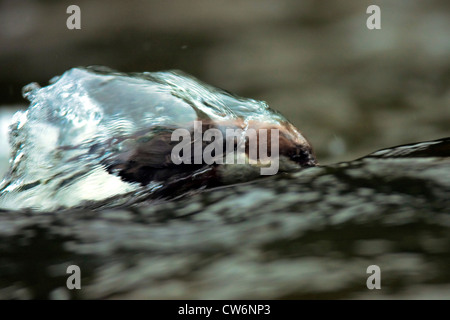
[21,82,41,101]
[49,75,61,84]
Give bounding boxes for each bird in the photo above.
[100,117,317,198]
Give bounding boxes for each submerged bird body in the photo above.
[102,118,316,187]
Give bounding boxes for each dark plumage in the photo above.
[101,119,316,192]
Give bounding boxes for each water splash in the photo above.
[0,66,310,211]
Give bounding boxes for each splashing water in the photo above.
[0,66,310,211]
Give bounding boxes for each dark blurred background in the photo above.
[1,0,449,171]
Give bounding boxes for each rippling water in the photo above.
[1,0,449,300]
[0,137,448,299]
[0,68,449,299]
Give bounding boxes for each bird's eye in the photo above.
[290,150,308,160]
[290,149,315,167]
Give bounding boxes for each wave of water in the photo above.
[0,66,307,211]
